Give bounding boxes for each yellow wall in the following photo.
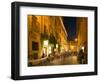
[77,17,88,50]
[28,15,68,60]
[28,15,41,58]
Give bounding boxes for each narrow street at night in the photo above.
[28,15,88,66]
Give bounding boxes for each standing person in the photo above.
[78,49,84,64]
[42,52,45,58]
[84,46,87,64]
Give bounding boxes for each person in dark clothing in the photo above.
[42,53,45,58]
[78,49,84,64]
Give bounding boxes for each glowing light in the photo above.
[56,44,58,48]
[61,47,64,53]
[81,46,84,52]
[54,48,56,52]
[48,46,52,54]
[43,48,46,54]
[71,45,74,50]
[75,38,78,42]
[43,40,48,47]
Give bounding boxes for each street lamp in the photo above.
[75,38,78,42]
[81,46,84,52]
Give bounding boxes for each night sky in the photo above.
[63,17,77,41]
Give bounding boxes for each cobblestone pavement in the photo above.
[50,55,79,65]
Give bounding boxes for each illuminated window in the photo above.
[43,40,49,47]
